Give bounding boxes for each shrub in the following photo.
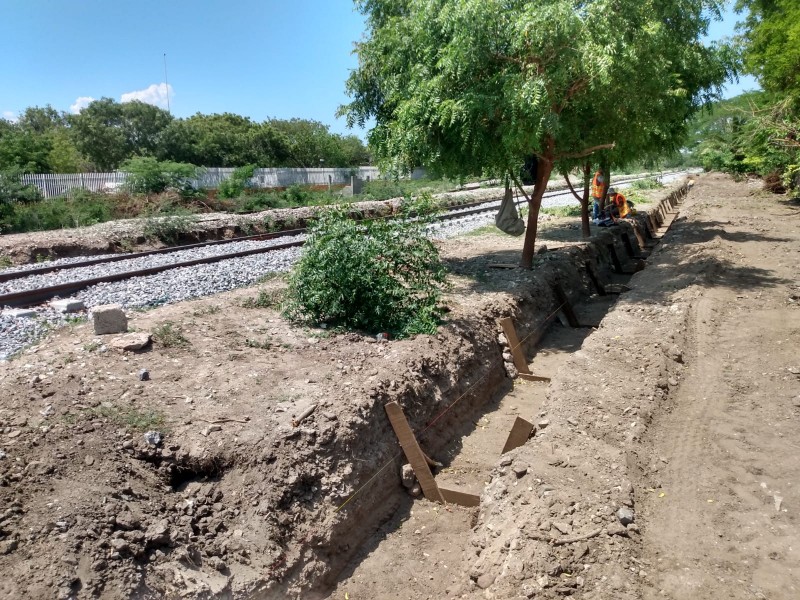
[142,209,198,244]
[121,157,201,194]
[218,164,257,199]
[283,194,448,337]
[628,177,663,190]
[152,321,190,348]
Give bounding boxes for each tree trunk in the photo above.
[519,155,554,269]
[581,162,592,238]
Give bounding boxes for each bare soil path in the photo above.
[639,175,800,599]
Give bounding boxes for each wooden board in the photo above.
[501,416,535,454]
[499,317,531,374]
[439,487,481,508]
[384,402,444,503]
[518,373,551,382]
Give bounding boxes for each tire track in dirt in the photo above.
[640,176,800,600]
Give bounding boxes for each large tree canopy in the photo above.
[736,0,800,101]
[342,0,732,266]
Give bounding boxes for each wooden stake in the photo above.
[499,317,531,375]
[384,402,444,503]
[501,416,535,454]
[584,261,607,296]
[439,487,480,507]
[518,373,551,382]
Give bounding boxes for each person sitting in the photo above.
[606,187,635,219]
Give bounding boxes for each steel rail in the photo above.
[0,171,684,309]
[0,172,665,284]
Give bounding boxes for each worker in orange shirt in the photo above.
[606,187,635,220]
[591,169,605,222]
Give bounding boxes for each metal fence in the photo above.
[20,166,427,199]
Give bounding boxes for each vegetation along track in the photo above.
[0,171,687,310]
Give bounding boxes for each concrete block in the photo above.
[51,299,86,313]
[91,303,128,334]
[3,308,36,318]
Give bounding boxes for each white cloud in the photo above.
[2,110,18,122]
[120,83,173,109]
[70,96,95,114]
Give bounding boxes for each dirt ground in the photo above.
[1,173,798,600]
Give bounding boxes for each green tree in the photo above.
[121,156,200,194]
[159,113,291,167]
[69,98,173,170]
[737,0,800,101]
[342,0,731,267]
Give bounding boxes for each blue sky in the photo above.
[0,0,759,136]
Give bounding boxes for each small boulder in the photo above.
[111,333,151,352]
[401,464,416,489]
[143,431,162,446]
[91,304,128,335]
[616,506,635,525]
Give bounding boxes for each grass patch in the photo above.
[0,256,12,268]
[628,177,663,190]
[241,289,284,309]
[192,304,221,316]
[463,224,503,236]
[83,340,102,352]
[142,210,199,245]
[244,337,272,350]
[61,405,166,431]
[152,321,190,348]
[541,204,582,217]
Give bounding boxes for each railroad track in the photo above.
[0,171,687,309]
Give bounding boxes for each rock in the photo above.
[114,511,140,530]
[111,333,151,352]
[84,455,95,466]
[0,539,18,555]
[145,519,171,547]
[409,483,422,497]
[3,308,36,318]
[110,538,130,554]
[668,377,679,387]
[616,506,635,525]
[499,456,513,467]
[553,522,572,535]
[476,573,496,589]
[401,464,416,489]
[206,556,228,572]
[201,425,222,436]
[143,431,162,446]
[0,450,6,460]
[513,465,528,478]
[91,304,128,335]
[138,369,150,381]
[537,419,550,429]
[51,298,85,313]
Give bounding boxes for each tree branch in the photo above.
[562,172,583,203]
[556,142,616,160]
[509,171,531,204]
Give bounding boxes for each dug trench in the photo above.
[0,180,692,599]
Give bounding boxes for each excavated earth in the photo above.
[1,173,798,600]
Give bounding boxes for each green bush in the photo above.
[142,209,198,244]
[628,177,663,190]
[122,157,201,194]
[218,164,257,199]
[283,195,448,337]
[1,189,114,233]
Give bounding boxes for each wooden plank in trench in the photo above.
[384,402,445,503]
[499,317,532,374]
[501,416,535,454]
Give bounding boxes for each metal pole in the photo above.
[163,53,171,114]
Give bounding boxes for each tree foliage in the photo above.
[342,0,732,266]
[120,157,201,194]
[736,0,800,101]
[0,102,370,174]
